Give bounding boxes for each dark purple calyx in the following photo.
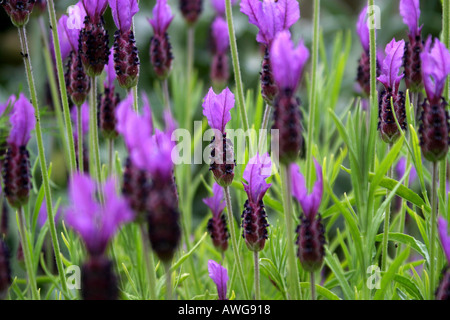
[113,30,139,89]
[357,50,380,97]
[260,47,278,105]
[419,97,450,162]
[272,90,304,164]
[0,239,11,300]
[378,89,406,144]
[209,133,235,187]
[98,86,120,139]
[65,51,90,107]
[436,267,450,300]
[122,157,150,222]
[79,15,109,77]
[241,199,269,252]
[150,32,173,80]
[2,145,32,209]
[81,255,118,300]
[296,213,325,273]
[179,0,202,25]
[146,174,181,263]
[403,34,423,93]
[207,212,229,252]
[0,0,35,27]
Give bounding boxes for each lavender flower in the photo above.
[179,0,203,25]
[270,31,308,164]
[436,217,450,300]
[291,159,326,272]
[400,0,423,92]
[241,0,300,104]
[210,16,230,87]
[418,37,450,162]
[377,38,407,144]
[99,50,121,139]
[208,259,228,300]
[202,87,236,187]
[1,0,35,27]
[2,94,35,208]
[356,6,371,97]
[149,0,174,79]
[204,183,229,252]
[79,0,110,77]
[109,0,140,89]
[241,153,272,252]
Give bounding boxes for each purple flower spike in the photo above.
[202,87,235,134]
[240,0,300,46]
[356,6,369,52]
[208,260,228,300]
[204,183,229,252]
[270,31,309,93]
[211,16,229,55]
[290,159,323,220]
[65,174,134,256]
[438,217,450,264]
[149,0,174,36]
[7,93,35,148]
[400,0,421,38]
[243,153,272,204]
[82,0,108,19]
[109,0,139,32]
[377,38,405,93]
[421,37,450,104]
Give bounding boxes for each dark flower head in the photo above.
[179,0,202,25]
[204,183,229,252]
[1,0,36,27]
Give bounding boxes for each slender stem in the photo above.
[140,224,157,300]
[133,86,139,113]
[224,186,250,300]
[38,17,70,169]
[258,104,272,153]
[47,0,77,172]
[17,26,68,296]
[306,0,320,188]
[310,272,316,300]
[411,92,419,129]
[187,26,195,97]
[225,0,249,132]
[17,207,39,300]
[254,251,260,300]
[77,106,84,173]
[430,161,438,300]
[280,164,301,300]
[90,77,102,185]
[165,262,173,300]
[381,144,394,271]
[108,139,114,176]
[162,79,172,116]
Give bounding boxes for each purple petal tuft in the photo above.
[399,0,421,37]
[208,260,228,300]
[356,6,369,52]
[203,183,226,218]
[149,0,174,36]
[242,153,272,203]
[438,217,450,264]
[377,38,405,92]
[202,87,235,133]
[109,0,139,32]
[7,93,36,147]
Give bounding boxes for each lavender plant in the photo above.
[0,0,450,303]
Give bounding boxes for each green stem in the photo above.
[430,161,438,300]
[38,17,70,169]
[133,86,139,113]
[17,207,39,299]
[225,0,249,132]
[254,251,260,300]
[381,144,394,271]
[17,25,68,296]
[47,0,77,172]
[140,224,157,300]
[77,106,84,173]
[162,79,172,116]
[310,272,316,300]
[108,138,114,176]
[258,104,272,153]
[280,164,301,300]
[306,0,320,188]
[165,262,173,300]
[224,186,250,300]
[90,77,102,187]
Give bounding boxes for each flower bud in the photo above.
[179,0,202,25]
[65,51,90,107]
[209,133,235,187]
[113,30,139,89]
[241,199,269,252]
[378,89,406,144]
[122,157,150,222]
[98,86,120,139]
[260,48,278,105]
[296,213,326,273]
[81,255,118,300]
[403,35,423,92]
[1,0,35,27]
[150,32,173,80]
